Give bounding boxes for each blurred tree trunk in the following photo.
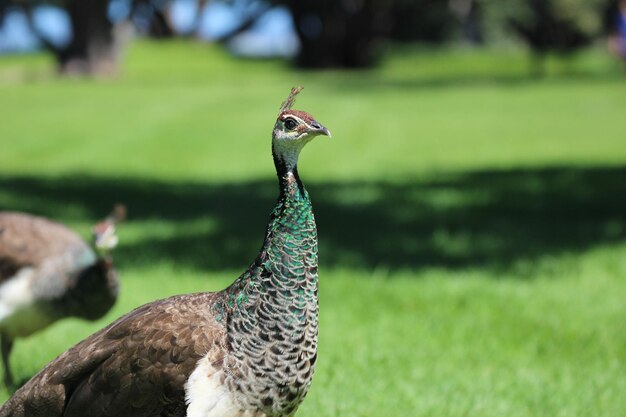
[389,0,456,43]
[57,0,119,75]
[147,7,174,38]
[131,0,176,38]
[0,1,8,26]
[278,0,390,68]
[505,0,601,77]
[5,0,125,76]
[449,0,483,44]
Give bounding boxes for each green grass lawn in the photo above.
[1,42,626,416]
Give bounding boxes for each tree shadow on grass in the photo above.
[0,165,624,275]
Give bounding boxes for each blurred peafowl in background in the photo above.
[0,205,125,387]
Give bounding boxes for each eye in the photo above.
[284,118,297,130]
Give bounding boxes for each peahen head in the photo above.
[93,204,126,255]
[272,87,331,174]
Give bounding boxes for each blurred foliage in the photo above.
[269,0,387,68]
[480,0,613,46]
[0,0,623,72]
[275,0,619,68]
[389,0,457,43]
[473,0,620,74]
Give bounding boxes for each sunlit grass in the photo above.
[0,42,625,416]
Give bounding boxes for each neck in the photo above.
[215,133,320,414]
[273,140,309,201]
[278,166,306,201]
[221,146,318,314]
[61,257,119,320]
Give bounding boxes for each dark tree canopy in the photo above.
[0,0,616,74]
[271,0,389,68]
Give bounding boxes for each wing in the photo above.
[0,212,93,283]
[0,292,226,417]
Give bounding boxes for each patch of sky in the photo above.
[0,9,39,53]
[108,0,132,24]
[196,1,241,40]
[228,6,299,58]
[170,0,200,34]
[33,6,71,48]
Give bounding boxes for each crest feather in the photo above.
[108,204,127,224]
[102,203,126,225]
[279,86,303,115]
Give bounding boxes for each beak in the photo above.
[310,121,332,138]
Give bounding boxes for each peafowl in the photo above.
[0,206,124,387]
[0,87,330,417]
